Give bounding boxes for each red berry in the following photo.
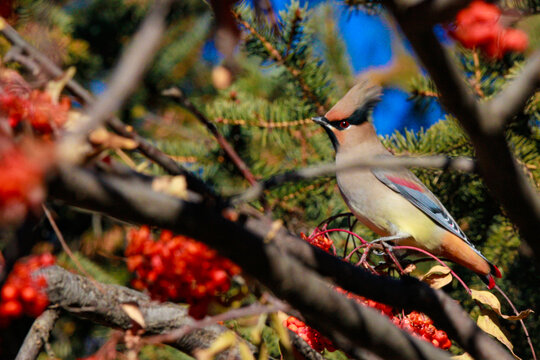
[1,284,18,301]
[20,286,37,303]
[0,300,22,317]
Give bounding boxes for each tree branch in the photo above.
[233,155,475,204]
[38,265,251,359]
[47,165,513,360]
[15,308,60,360]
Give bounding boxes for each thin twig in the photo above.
[233,155,476,204]
[163,87,258,186]
[42,204,107,294]
[494,284,537,360]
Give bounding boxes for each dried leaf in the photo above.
[471,289,533,320]
[419,265,453,289]
[121,302,146,328]
[477,311,521,359]
[152,175,188,199]
[46,67,76,103]
[89,127,138,150]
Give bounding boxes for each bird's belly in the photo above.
[337,171,445,250]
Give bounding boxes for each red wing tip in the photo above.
[487,276,496,289]
[492,265,502,278]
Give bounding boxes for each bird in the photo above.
[312,80,501,288]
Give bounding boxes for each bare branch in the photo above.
[163,88,258,186]
[47,165,513,360]
[487,49,540,131]
[39,266,251,359]
[233,155,475,204]
[15,308,60,360]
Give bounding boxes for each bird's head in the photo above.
[312,80,381,151]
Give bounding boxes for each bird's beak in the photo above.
[312,116,329,127]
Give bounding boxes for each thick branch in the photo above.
[385,17,540,263]
[15,308,60,360]
[48,165,513,360]
[39,266,248,359]
[233,155,475,204]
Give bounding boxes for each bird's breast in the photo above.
[336,168,445,250]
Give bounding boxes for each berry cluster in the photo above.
[0,253,55,326]
[284,316,335,353]
[125,226,241,318]
[0,89,71,134]
[450,0,528,58]
[394,312,452,349]
[0,143,52,225]
[294,229,452,352]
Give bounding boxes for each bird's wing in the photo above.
[372,168,469,244]
[371,168,501,284]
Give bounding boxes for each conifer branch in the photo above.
[48,164,513,360]
[163,87,258,186]
[215,117,313,128]
[234,11,327,114]
[233,155,476,204]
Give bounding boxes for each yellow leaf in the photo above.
[152,175,188,199]
[121,302,146,328]
[419,265,453,289]
[477,312,521,360]
[471,289,533,320]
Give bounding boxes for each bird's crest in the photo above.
[325,79,382,121]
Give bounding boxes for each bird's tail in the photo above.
[479,263,503,289]
[440,232,502,289]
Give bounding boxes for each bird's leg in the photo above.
[370,234,409,254]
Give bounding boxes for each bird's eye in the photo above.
[339,121,350,129]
